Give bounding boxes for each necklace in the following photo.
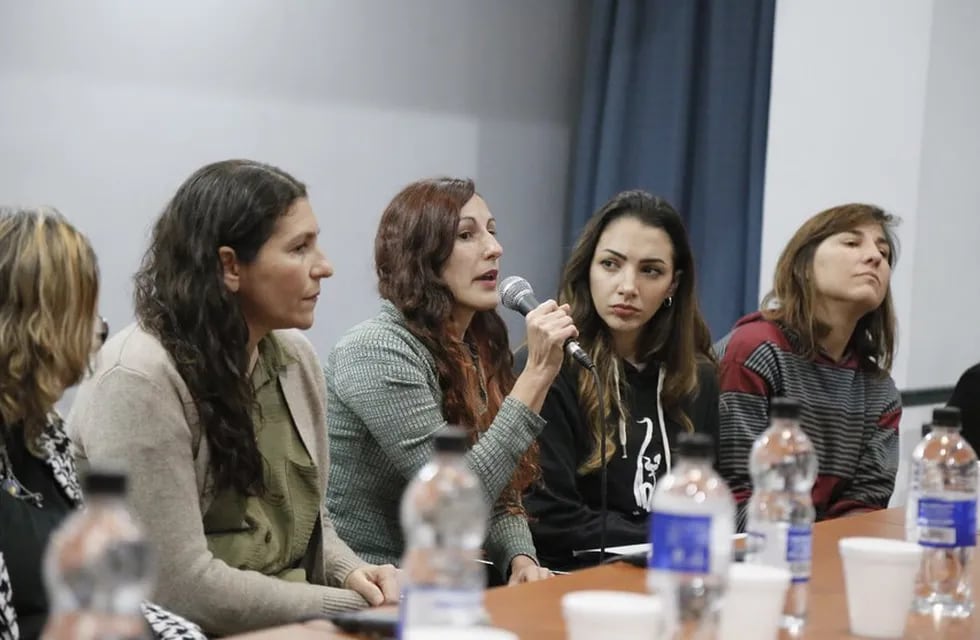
[0,438,45,508]
[466,344,488,417]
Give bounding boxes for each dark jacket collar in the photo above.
[0,414,82,507]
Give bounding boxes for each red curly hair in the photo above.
[374,177,538,511]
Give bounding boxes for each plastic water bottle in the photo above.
[647,432,735,638]
[42,470,154,639]
[744,397,817,635]
[399,427,490,630]
[907,406,978,618]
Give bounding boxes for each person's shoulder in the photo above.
[716,312,790,362]
[331,305,426,360]
[695,356,719,388]
[272,328,316,361]
[867,368,899,398]
[93,323,180,385]
[955,363,980,388]
[272,328,324,382]
[949,363,980,424]
[68,324,192,447]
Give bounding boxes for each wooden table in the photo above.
[230,508,978,639]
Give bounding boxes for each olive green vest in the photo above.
[203,336,320,581]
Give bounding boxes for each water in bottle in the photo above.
[744,396,817,636]
[43,469,154,639]
[400,426,490,630]
[647,432,735,638]
[907,406,977,618]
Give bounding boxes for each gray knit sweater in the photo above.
[325,302,543,578]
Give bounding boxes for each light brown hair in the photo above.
[762,203,898,374]
[0,206,99,444]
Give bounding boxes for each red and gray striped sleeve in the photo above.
[826,380,901,517]
[716,321,787,530]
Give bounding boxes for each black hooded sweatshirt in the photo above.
[523,359,719,571]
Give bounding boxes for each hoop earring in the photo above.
[663,296,673,309]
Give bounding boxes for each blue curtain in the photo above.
[568,0,776,339]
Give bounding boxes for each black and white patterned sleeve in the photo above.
[142,602,208,640]
[0,565,207,640]
[0,552,19,640]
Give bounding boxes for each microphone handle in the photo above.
[516,292,594,369]
[564,339,594,369]
[513,293,539,316]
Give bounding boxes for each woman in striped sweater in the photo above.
[716,204,902,529]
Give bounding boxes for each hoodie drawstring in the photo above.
[614,364,628,458]
[655,364,670,475]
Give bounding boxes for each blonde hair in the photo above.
[0,206,99,443]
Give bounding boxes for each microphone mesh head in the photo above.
[498,276,533,311]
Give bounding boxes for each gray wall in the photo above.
[763,0,980,507]
[905,0,980,391]
[0,1,589,369]
[761,0,934,391]
[762,0,980,392]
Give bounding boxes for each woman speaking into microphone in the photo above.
[325,177,573,585]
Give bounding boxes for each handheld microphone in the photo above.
[499,275,609,564]
[497,276,594,370]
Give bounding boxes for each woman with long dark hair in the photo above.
[521,190,719,571]
[325,177,575,584]
[68,160,398,636]
[716,203,902,530]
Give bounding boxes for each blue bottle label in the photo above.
[745,522,812,583]
[916,497,977,548]
[400,585,484,628]
[786,526,812,583]
[649,512,712,574]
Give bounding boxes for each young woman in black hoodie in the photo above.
[523,191,719,571]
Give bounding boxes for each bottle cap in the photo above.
[82,469,127,496]
[931,406,962,429]
[677,432,714,459]
[433,426,468,454]
[769,396,801,419]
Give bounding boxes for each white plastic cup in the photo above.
[718,563,791,640]
[561,590,662,640]
[402,628,518,640]
[839,537,923,638]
